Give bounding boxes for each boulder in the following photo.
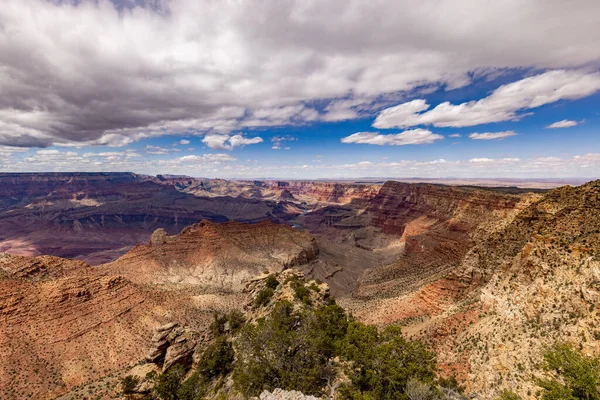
[259,388,320,400]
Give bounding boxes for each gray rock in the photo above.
[162,341,194,372]
[259,388,320,400]
[150,228,168,246]
[156,322,178,332]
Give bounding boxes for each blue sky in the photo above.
[0,1,599,179]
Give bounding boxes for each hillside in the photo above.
[345,180,600,398]
[105,220,319,290]
[0,221,319,400]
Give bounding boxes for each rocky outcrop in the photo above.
[105,220,319,290]
[259,388,320,400]
[145,322,205,371]
[353,182,537,298]
[150,228,169,246]
[268,180,381,205]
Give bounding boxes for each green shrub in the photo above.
[120,375,139,395]
[438,375,464,394]
[176,371,208,400]
[233,301,348,397]
[405,378,431,400]
[209,311,246,336]
[227,310,246,334]
[254,287,275,307]
[197,336,234,379]
[265,274,280,289]
[291,281,312,305]
[339,323,436,399]
[538,343,600,400]
[209,312,228,336]
[153,365,187,400]
[496,389,522,400]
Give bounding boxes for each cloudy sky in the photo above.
[0,0,599,179]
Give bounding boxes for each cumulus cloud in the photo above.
[202,134,263,150]
[373,70,600,128]
[0,146,28,159]
[546,120,580,128]
[178,139,191,145]
[271,135,297,150]
[341,129,444,146]
[0,0,599,148]
[3,148,235,174]
[3,145,600,179]
[469,131,517,140]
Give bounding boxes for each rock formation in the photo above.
[345,180,600,398]
[0,217,323,399]
[105,219,319,290]
[145,322,205,372]
[259,388,320,400]
[0,173,302,264]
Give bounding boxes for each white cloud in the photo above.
[0,1,599,148]
[341,129,444,146]
[176,154,236,163]
[372,100,430,129]
[469,157,520,164]
[35,149,61,156]
[178,139,191,145]
[448,134,462,138]
[4,146,600,179]
[469,131,517,140]
[271,135,297,150]
[229,134,263,148]
[546,120,579,129]
[83,150,140,158]
[373,70,600,128]
[145,145,170,154]
[202,134,263,150]
[0,146,28,159]
[202,135,232,150]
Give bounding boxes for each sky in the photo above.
[0,0,600,179]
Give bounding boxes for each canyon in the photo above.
[0,173,599,399]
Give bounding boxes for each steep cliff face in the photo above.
[268,180,381,205]
[302,181,536,298]
[367,181,527,235]
[173,178,382,205]
[346,181,600,399]
[0,172,144,204]
[105,220,319,291]
[447,181,600,397]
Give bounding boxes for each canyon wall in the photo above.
[0,173,301,263]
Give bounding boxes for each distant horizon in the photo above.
[0,171,594,189]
